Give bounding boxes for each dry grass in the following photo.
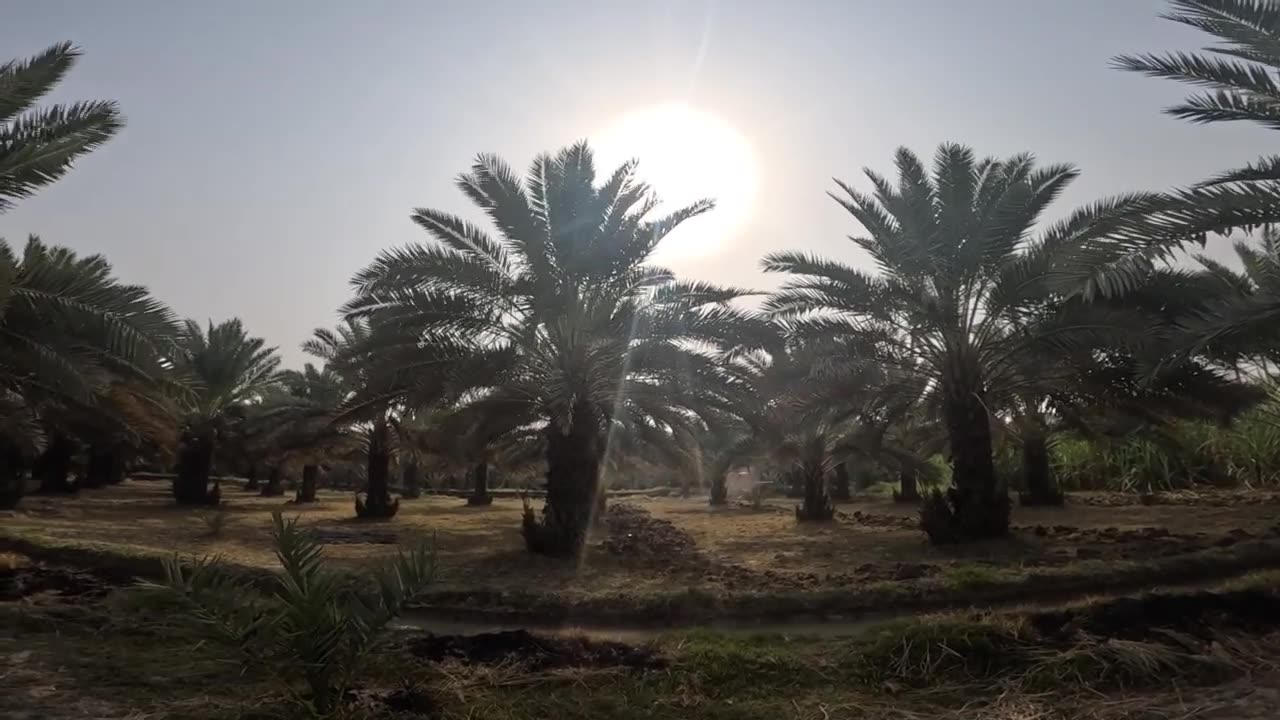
[4,481,1280,621]
[6,549,1280,720]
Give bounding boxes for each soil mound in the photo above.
[408,629,666,671]
[838,509,917,530]
[1076,490,1280,508]
[0,562,116,601]
[310,527,399,545]
[1027,588,1280,641]
[598,503,698,559]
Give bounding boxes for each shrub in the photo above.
[851,617,1030,686]
[198,508,231,538]
[354,492,399,519]
[919,487,1011,545]
[144,511,435,716]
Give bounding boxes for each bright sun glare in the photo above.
[593,104,759,262]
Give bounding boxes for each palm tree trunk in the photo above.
[1020,434,1062,506]
[895,469,920,503]
[295,464,318,503]
[795,467,835,522]
[174,429,217,505]
[940,377,1009,540]
[105,448,126,485]
[244,463,260,492]
[402,460,422,499]
[83,444,123,489]
[36,433,76,494]
[0,438,25,510]
[524,400,600,556]
[261,465,284,496]
[709,471,728,506]
[832,462,851,502]
[467,461,492,505]
[356,420,398,518]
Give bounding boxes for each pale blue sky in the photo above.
[1,1,1270,366]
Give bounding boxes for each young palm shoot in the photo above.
[143,511,435,716]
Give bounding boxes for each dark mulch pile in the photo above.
[408,629,667,671]
[1027,588,1280,641]
[837,509,917,530]
[309,527,399,545]
[0,562,117,602]
[598,503,698,559]
[705,560,939,591]
[1075,490,1280,508]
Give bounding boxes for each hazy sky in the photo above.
[1,0,1271,367]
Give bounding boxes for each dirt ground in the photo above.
[4,480,1278,605]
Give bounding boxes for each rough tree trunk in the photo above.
[105,448,126,485]
[523,400,600,556]
[83,444,124,489]
[174,429,218,505]
[355,421,398,518]
[36,433,76,494]
[401,460,422,499]
[467,461,492,505]
[0,438,25,510]
[795,467,835,522]
[925,377,1009,543]
[244,463,260,492]
[708,472,728,506]
[831,462,851,502]
[295,464,318,503]
[1019,434,1063,506]
[261,465,284,497]
[895,469,920,503]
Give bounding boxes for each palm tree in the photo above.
[715,337,899,519]
[297,319,416,518]
[764,144,1156,542]
[0,42,123,213]
[1112,1,1280,245]
[344,142,763,554]
[1181,229,1280,367]
[278,362,350,502]
[0,237,179,504]
[169,319,281,505]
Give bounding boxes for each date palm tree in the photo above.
[0,237,179,505]
[1113,1,1280,247]
[764,144,1157,541]
[298,319,413,518]
[169,319,281,505]
[344,142,763,554]
[277,362,350,502]
[1,42,123,213]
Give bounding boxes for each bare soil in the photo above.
[4,481,1279,608]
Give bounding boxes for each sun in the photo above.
[593,104,759,262]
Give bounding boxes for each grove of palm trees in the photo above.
[8,2,1280,718]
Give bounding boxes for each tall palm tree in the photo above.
[0,237,179,504]
[298,319,412,517]
[1113,1,1280,247]
[344,142,763,555]
[1181,229,1280,367]
[277,362,351,502]
[169,319,281,505]
[1,42,123,213]
[764,144,1155,542]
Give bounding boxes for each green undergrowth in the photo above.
[5,578,1276,720]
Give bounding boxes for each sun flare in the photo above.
[593,104,759,262]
